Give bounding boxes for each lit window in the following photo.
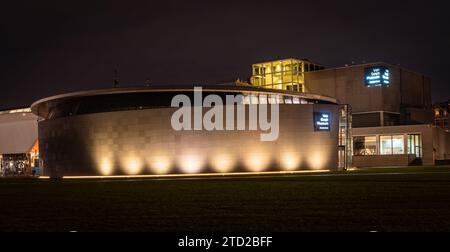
[392,135,404,154]
[380,135,404,155]
[353,136,377,156]
[408,134,422,157]
[435,109,441,117]
[292,63,300,73]
[380,136,392,155]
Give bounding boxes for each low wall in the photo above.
[353,154,417,168]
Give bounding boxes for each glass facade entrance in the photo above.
[407,134,422,158]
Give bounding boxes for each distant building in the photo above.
[249,58,450,167]
[0,108,39,176]
[304,62,432,127]
[434,100,450,131]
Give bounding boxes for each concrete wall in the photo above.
[400,70,432,109]
[38,104,339,178]
[305,64,397,113]
[353,154,416,168]
[433,127,450,160]
[305,63,432,126]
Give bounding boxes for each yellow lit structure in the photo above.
[250,58,324,92]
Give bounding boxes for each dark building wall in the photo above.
[305,63,432,127]
[400,69,432,109]
[38,104,339,178]
[352,113,381,128]
[305,64,389,113]
[434,127,450,161]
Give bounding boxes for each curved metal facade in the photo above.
[33,87,340,178]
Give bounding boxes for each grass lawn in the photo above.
[1,166,450,232]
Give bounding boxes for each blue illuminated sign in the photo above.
[314,112,331,131]
[365,66,390,87]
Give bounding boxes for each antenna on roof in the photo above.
[113,68,119,88]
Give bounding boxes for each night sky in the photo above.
[1,0,450,109]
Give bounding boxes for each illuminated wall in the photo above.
[37,103,339,178]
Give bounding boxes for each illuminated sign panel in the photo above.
[314,112,331,131]
[365,66,390,87]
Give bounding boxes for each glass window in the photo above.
[408,134,422,157]
[380,136,392,155]
[353,136,377,156]
[392,135,404,154]
[380,135,405,155]
[353,136,367,156]
[435,109,440,117]
[253,67,260,75]
[284,63,292,72]
[264,74,273,85]
[273,63,282,73]
[292,63,300,73]
[286,85,295,92]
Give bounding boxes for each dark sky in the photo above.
[1,0,450,109]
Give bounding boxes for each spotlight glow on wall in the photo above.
[148,156,172,174]
[245,153,270,172]
[99,157,113,176]
[308,151,326,170]
[211,153,236,173]
[179,154,204,173]
[122,155,143,175]
[280,152,301,171]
